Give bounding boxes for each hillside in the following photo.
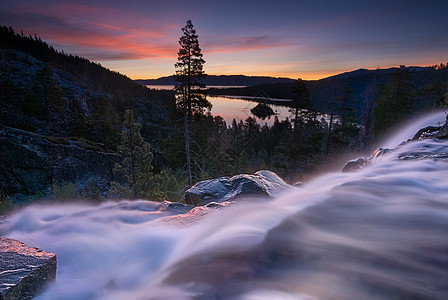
[0,26,173,199]
[0,26,173,147]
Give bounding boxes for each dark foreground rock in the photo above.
[0,125,118,197]
[0,238,56,300]
[185,170,289,206]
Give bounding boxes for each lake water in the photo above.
[146,85,293,126]
[146,85,245,90]
[208,96,292,126]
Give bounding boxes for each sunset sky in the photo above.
[1,0,447,80]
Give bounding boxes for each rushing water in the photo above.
[1,112,448,299]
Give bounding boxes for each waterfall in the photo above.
[1,112,448,300]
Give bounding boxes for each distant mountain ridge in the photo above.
[200,66,448,121]
[322,66,430,81]
[136,66,434,87]
[135,75,295,86]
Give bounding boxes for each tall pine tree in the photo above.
[291,78,312,135]
[174,19,209,187]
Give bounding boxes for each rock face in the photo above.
[185,170,289,206]
[0,125,118,197]
[0,238,57,300]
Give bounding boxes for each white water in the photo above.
[1,112,448,299]
[379,110,446,148]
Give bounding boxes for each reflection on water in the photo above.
[146,85,292,125]
[2,112,447,299]
[208,96,291,125]
[146,85,246,90]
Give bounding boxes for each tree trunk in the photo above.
[184,101,193,187]
[294,107,299,136]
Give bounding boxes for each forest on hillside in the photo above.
[1,25,448,211]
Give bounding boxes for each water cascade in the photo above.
[1,112,448,299]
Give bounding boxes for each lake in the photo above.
[146,85,293,126]
[208,96,293,126]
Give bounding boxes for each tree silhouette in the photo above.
[291,78,312,135]
[174,19,209,187]
[374,66,415,136]
[113,109,153,198]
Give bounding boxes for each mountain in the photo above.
[135,75,295,86]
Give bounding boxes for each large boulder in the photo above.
[0,238,57,300]
[185,170,289,206]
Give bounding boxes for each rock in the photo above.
[160,201,233,225]
[434,119,448,139]
[0,238,56,300]
[185,170,289,206]
[342,158,369,173]
[411,126,441,140]
[156,201,194,214]
[0,125,118,197]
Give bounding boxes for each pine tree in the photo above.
[174,19,209,187]
[325,83,358,155]
[291,78,312,135]
[113,109,153,198]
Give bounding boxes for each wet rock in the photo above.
[0,238,56,300]
[342,117,448,172]
[156,201,194,214]
[185,170,289,206]
[160,201,233,225]
[411,126,441,141]
[434,120,448,139]
[342,158,369,173]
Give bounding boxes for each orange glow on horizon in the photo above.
[126,62,442,81]
[127,71,347,81]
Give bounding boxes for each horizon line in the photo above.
[131,64,438,81]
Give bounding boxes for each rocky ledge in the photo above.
[0,238,56,300]
[0,124,118,197]
[343,115,448,173]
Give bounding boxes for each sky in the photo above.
[1,0,447,80]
